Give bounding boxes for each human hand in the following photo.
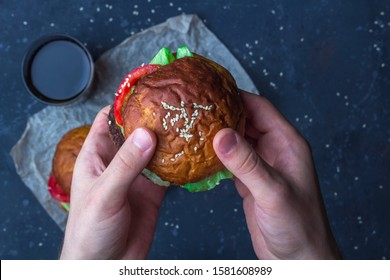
[60,106,165,259]
[213,91,340,259]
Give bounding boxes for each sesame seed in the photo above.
[161,100,213,142]
[174,151,185,158]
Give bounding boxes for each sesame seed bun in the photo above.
[109,54,245,186]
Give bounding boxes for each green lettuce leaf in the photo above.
[149,47,175,65]
[60,202,70,212]
[142,169,170,187]
[142,168,233,192]
[176,46,194,59]
[150,46,194,65]
[183,168,233,192]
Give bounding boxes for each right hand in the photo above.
[213,91,340,259]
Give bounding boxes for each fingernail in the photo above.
[131,128,153,152]
[218,132,237,155]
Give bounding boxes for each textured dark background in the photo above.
[0,0,389,259]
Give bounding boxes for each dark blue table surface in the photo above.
[1,0,389,260]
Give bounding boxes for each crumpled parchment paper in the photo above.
[11,14,258,230]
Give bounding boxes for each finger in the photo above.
[240,90,294,135]
[213,128,285,203]
[240,91,308,166]
[74,106,118,179]
[98,127,157,203]
[244,121,262,141]
[234,177,251,199]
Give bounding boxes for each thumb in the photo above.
[99,127,157,202]
[213,128,279,202]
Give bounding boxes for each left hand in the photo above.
[60,106,166,259]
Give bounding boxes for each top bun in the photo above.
[52,125,91,194]
[121,55,245,185]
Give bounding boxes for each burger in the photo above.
[107,46,245,192]
[47,125,91,211]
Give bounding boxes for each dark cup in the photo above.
[22,34,94,105]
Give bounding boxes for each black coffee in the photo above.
[30,40,91,101]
